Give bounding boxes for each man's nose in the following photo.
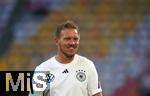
[69,40,76,45]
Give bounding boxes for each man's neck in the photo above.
[55,54,75,64]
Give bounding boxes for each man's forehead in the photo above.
[60,28,79,36]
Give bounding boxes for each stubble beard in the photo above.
[59,45,78,60]
[61,47,75,59]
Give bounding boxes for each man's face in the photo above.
[56,28,80,57]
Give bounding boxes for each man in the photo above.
[30,20,103,96]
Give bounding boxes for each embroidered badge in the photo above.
[76,70,86,82]
[46,73,55,83]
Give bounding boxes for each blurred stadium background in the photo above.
[0,0,150,96]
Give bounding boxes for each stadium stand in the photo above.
[0,0,149,96]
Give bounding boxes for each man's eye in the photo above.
[74,38,78,41]
[65,38,70,40]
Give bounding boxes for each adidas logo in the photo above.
[62,69,69,73]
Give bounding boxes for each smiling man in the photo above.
[30,20,103,96]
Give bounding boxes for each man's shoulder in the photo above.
[76,54,96,71]
[76,54,94,64]
[34,57,54,71]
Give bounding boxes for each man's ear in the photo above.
[54,37,59,46]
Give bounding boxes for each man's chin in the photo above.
[65,53,75,58]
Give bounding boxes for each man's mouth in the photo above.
[67,45,76,50]
[68,47,75,49]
